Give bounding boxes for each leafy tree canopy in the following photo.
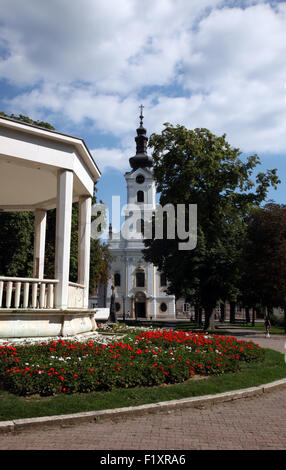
[143,124,280,329]
[0,111,55,130]
[240,203,286,308]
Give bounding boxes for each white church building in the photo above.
[106,110,176,320]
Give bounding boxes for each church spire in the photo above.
[129,105,153,171]
[139,104,144,126]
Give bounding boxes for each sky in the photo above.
[1,0,286,220]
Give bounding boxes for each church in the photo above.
[106,109,176,320]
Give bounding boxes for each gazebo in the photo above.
[0,116,101,338]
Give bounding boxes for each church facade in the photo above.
[106,111,176,320]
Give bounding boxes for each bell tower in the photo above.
[124,106,156,237]
[106,106,176,321]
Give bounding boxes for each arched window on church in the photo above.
[136,270,145,287]
[137,190,144,203]
[114,273,121,287]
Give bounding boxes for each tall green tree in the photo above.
[240,203,286,331]
[0,212,34,277]
[143,124,280,329]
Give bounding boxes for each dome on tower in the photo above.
[129,105,153,171]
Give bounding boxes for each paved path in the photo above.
[0,330,285,451]
[216,327,286,354]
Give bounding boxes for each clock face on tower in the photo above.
[136,174,145,184]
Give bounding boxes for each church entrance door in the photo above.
[134,292,146,318]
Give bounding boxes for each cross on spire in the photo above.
[139,104,144,126]
[129,104,153,169]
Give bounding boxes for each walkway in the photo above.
[216,326,286,354]
[0,329,285,451]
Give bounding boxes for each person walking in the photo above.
[264,315,271,338]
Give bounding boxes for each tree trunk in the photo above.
[230,301,236,323]
[252,308,256,327]
[282,303,286,334]
[195,305,199,326]
[103,283,107,308]
[267,306,274,323]
[220,302,225,323]
[245,307,250,324]
[109,287,117,323]
[204,306,215,330]
[198,307,202,328]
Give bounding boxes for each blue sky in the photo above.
[1,0,286,219]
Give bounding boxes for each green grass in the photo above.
[119,320,286,335]
[0,348,285,422]
[114,322,231,335]
[224,323,286,335]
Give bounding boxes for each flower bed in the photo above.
[0,330,265,396]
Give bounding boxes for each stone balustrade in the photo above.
[0,276,59,309]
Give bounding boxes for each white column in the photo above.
[122,256,127,298]
[14,282,21,308]
[23,283,29,308]
[55,170,73,309]
[107,276,113,307]
[152,267,158,318]
[127,257,134,295]
[147,263,153,296]
[33,209,47,279]
[78,196,92,308]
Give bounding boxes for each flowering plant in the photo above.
[0,330,264,396]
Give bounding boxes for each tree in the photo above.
[89,240,112,294]
[143,124,280,329]
[240,203,286,331]
[109,285,117,323]
[0,211,34,277]
[0,111,55,130]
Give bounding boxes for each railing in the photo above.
[68,281,85,309]
[0,276,59,309]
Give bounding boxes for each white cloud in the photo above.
[91,146,133,173]
[0,0,229,90]
[1,0,286,170]
[181,3,286,90]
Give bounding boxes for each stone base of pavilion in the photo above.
[0,309,97,338]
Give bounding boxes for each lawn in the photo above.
[219,322,285,335]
